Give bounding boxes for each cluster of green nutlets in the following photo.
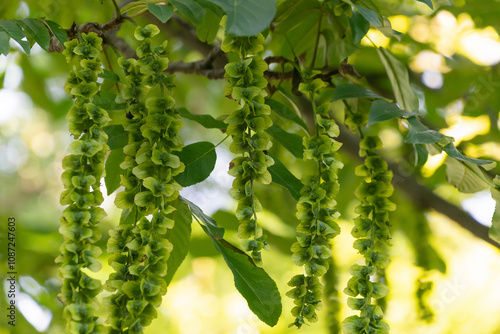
[56,18,398,333]
[104,25,184,334]
[222,34,274,265]
[57,32,108,334]
[287,78,343,328]
[342,135,395,334]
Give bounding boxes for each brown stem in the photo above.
[69,15,129,38]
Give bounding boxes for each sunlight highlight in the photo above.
[410,50,451,73]
[459,27,500,66]
[422,151,446,178]
[442,115,490,144]
[462,191,495,226]
[361,29,390,48]
[465,142,500,161]
[408,10,500,67]
[388,15,410,34]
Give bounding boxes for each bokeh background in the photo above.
[1,0,500,333]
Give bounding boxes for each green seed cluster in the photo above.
[57,32,109,334]
[222,35,274,265]
[342,135,395,334]
[287,78,343,328]
[103,25,184,334]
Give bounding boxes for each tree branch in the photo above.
[103,29,136,59]
[159,14,215,56]
[336,126,500,250]
[52,10,340,84]
[68,15,129,38]
[164,63,296,81]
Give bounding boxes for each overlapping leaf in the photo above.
[0,31,9,55]
[178,107,227,129]
[105,149,125,195]
[404,117,445,144]
[147,4,174,23]
[180,196,282,326]
[377,47,419,112]
[368,100,415,126]
[271,1,355,66]
[355,5,381,27]
[196,9,221,43]
[44,20,68,46]
[333,84,386,102]
[17,19,50,52]
[170,0,206,24]
[348,11,370,44]
[267,98,308,131]
[205,0,277,36]
[165,200,192,285]
[0,19,31,54]
[103,125,128,150]
[0,18,55,54]
[445,158,489,193]
[268,153,302,200]
[265,125,303,159]
[174,141,217,187]
[94,92,126,110]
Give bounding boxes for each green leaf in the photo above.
[405,117,445,144]
[165,200,192,285]
[174,141,217,187]
[196,9,221,44]
[268,153,302,200]
[417,0,434,10]
[0,20,30,54]
[206,0,277,36]
[265,125,303,159]
[271,1,355,67]
[170,0,206,24]
[205,224,282,326]
[266,98,308,131]
[405,117,492,165]
[182,196,282,326]
[105,149,125,196]
[332,84,386,101]
[94,92,126,110]
[179,196,225,238]
[445,158,489,193]
[414,144,429,167]
[44,20,68,46]
[355,5,381,28]
[376,47,419,112]
[193,0,224,16]
[441,142,493,166]
[17,19,50,52]
[120,207,139,226]
[178,107,227,129]
[368,100,415,126]
[489,185,500,244]
[348,12,370,44]
[120,1,148,14]
[0,31,9,55]
[103,124,128,150]
[98,69,121,83]
[147,4,174,23]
